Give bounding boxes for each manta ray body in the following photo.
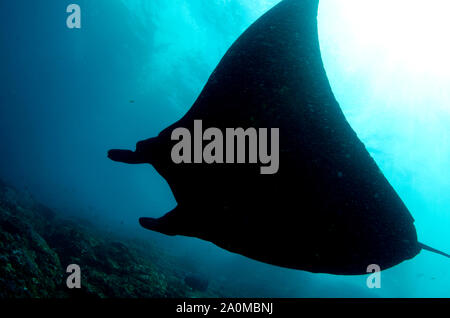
[109,0,448,275]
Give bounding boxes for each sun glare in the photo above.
[319,0,450,115]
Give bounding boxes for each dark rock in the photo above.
[184,274,209,292]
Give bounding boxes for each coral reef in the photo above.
[0,180,220,298]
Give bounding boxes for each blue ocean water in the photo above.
[0,0,449,297]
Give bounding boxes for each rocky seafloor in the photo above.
[0,179,222,298]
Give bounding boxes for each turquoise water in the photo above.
[0,0,448,297]
[319,0,450,297]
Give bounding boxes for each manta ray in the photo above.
[108,0,449,275]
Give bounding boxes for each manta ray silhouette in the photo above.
[109,0,449,275]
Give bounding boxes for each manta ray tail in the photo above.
[419,242,450,259]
